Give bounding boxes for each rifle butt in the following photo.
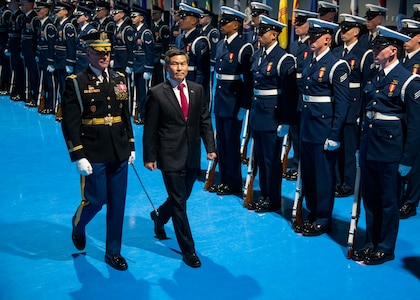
[204,159,217,190]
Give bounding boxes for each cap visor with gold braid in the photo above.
[85,32,111,52]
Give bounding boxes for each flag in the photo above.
[350,0,358,15]
[206,0,212,11]
[278,0,288,49]
[396,0,407,30]
[158,0,164,9]
[310,0,318,12]
[192,1,198,7]
[142,0,146,9]
[379,0,386,8]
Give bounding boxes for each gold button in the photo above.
[108,105,111,109]
[369,124,373,128]
[373,101,377,105]
[107,96,111,100]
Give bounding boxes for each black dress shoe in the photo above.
[105,254,128,270]
[254,200,281,212]
[293,220,312,233]
[216,183,241,196]
[246,197,266,210]
[72,217,86,251]
[352,246,374,262]
[25,101,37,107]
[207,183,221,193]
[286,169,298,181]
[302,223,330,236]
[400,203,417,219]
[150,210,167,240]
[364,251,395,265]
[335,186,354,198]
[182,252,201,268]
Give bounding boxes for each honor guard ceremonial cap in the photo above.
[55,1,72,10]
[73,4,92,16]
[152,5,164,13]
[20,0,35,3]
[35,0,52,8]
[200,8,214,18]
[339,13,365,30]
[375,26,410,48]
[308,18,339,35]
[219,6,246,24]
[130,3,148,17]
[250,2,272,17]
[400,19,420,37]
[293,9,319,26]
[112,1,128,14]
[84,31,112,52]
[365,4,388,20]
[259,15,286,33]
[96,0,111,11]
[318,1,339,15]
[178,3,203,19]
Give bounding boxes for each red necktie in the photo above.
[178,83,189,121]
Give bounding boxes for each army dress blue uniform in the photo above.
[212,31,254,193]
[360,61,420,257]
[8,6,25,100]
[61,67,135,259]
[300,49,350,228]
[0,4,12,93]
[250,39,298,211]
[36,7,56,113]
[132,22,154,123]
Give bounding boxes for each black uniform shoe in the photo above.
[335,186,354,198]
[182,252,201,268]
[208,183,222,193]
[293,220,312,233]
[400,203,417,219]
[71,217,86,251]
[105,254,128,270]
[285,169,298,181]
[254,200,281,212]
[216,183,241,196]
[352,246,374,262]
[25,101,37,107]
[364,251,394,265]
[150,210,167,240]
[302,223,330,236]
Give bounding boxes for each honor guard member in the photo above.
[360,4,387,49]
[398,19,420,219]
[318,1,339,23]
[199,8,220,59]
[169,5,180,49]
[35,0,55,114]
[110,2,134,76]
[250,16,298,212]
[243,2,272,51]
[74,4,97,73]
[151,5,170,86]
[352,27,420,265]
[286,9,318,181]
[62,31,135,271]
[332,14,366,198]
[92,0,115,41]
[175,3,211,100]
[0,0,12,94]
[208,6,253,195]
[7,0,25,101]
[130,3,154,125]
[53,1,76,121]
[298,18,350,236]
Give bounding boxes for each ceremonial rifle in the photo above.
[204,157,218,190]
[243,138,257,207]
[280,133,290,175]
[240,109,250,164]
[291,161,303,230]
[347,150,361,259]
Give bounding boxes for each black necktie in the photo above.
[102,70,108,83]
[342,48,348,58]
[377,69,385,82]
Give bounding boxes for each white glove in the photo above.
[47,65,55,73]
[210,65,215,73]
[143,72,151,80]
[277,124,289,137]
[35,56,39,63]
[128,151,136,164]
[324,139,341,151]
[4,49,10,56]
[110,60,114,68]
[237,108,247,121]
[66,65,74,74]
[76,158,93,176]
[398,164,412,177]
[125,66,133,74]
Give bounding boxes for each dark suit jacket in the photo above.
[143,80,216,172]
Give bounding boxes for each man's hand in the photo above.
[237,108,247,121]
[207,152,217,160]
[398,164,412,177]
[144,161,157,171]
[76,158,93,176]
[277,124,289,137]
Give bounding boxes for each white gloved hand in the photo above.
[47,65,55,73]
[143,72,151,80]
[128,151,136,164]
[398,164,412,177]
[324,139,341,151]
[66,65,74,74]
[109,60,114,68]
[76,158,93,176]
[125,66,133,74]
[277,124,290,137]
[4,49,10,56]
[210,65,215,73]
[35,56,39,63]
[237,107,247,121]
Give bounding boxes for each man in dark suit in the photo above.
[143,48,216,268]
[61,31,135,271]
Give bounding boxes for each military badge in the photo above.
[186,44,191,53]
[90,105,96,112]
[229,53,234,63]
[114,84,128,100]
[412,64,419,74]
[349,59,356,70]
[267,62,273,75]
[318,67,326,82]
[388,80,398,97]
[303,51,308,59]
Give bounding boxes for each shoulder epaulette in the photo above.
[116,71,126,77]
[67,74,77,79]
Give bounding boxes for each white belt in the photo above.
[349,82,361,88]
[253,89,282,96]
[302,95,331,103]
[366,111,400,121]
[216,73,241,81]
[296,72,302,79]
